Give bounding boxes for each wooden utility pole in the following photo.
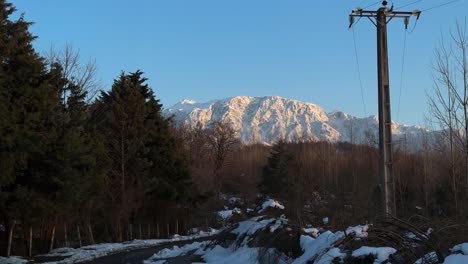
[349,1,421,216]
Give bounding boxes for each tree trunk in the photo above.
[87,224,94,245]
[50,225,56,252]
[6,221,16,257]
[167,223,170,238]
[64,223,68,248]
[28,226,33,257]
[139,224,142,240]
[77,226,82,247]
[157,223,160,238]
[129,223,132,241]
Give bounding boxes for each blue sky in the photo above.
[11,0,468,125]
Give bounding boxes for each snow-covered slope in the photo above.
[165,96,427,146]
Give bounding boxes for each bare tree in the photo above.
[45,44,102,103]
[427,21,468,214]
[208,119,240,201]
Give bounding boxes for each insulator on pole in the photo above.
[404,17,410,30]
[349,16,355,28]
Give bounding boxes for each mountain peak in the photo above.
[180,99,196,105]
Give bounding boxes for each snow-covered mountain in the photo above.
[164,96,427,146]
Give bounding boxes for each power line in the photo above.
[396,0,424,10]
[397,30,407,121]
[351,27,368,118]
[352,17,363,30]
[364,0,383,9]
[422,0,463,12]
[408,17,419,34]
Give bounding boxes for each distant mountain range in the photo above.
[164,96,428,147]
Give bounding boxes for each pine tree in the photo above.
[95,71,194,240]
[96,71,158,240]
[0,0,71,255]
[260,141,297,199]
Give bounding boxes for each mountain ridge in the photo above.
[164,95,426,146]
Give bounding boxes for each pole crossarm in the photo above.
[349,6,421,28]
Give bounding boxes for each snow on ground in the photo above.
[444,254,468,264]
[269,215,288,233]
[11,229,220,264]
[443,243,468,264]
[231,216,276,237]
[217,208,241,220]
[143,241,211,264]
[352,246,396,264]
[258,199,284,213]
[346,224,369,239]
[144,240,289,264]
[292,231,344,264]
[0,256,28,264]
[451,243,468,255]
[303,227,320,238]
[414,251,439,264]
[199,245,257,264]
[143,214,291,264]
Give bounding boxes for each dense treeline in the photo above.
[0,2,197,256]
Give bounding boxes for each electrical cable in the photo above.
[408,17,419,34]
[364,0,383,9]
[351,17,363,30]
[422,0,463,12]
[396,0,423,10]
[351,27,369,119]
[397,30,407,121]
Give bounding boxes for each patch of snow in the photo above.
[270,215,288,233]
[217,208,241,220]
[414,251,438,264]
[444,254,468,264]
[426,228,434,237]
[352,246,396,264]
[346,225,369,239]
[144,241,209,263]
[232,217,276,237]
[259,199,285,213]
[292,231,345,264]
[0,256,28,264]
[303,227,320,238]
[198,245,260,264]
[451,243,468,255]
[322,217,329,225]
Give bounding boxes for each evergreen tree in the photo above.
[260,141,297,199]
[95,71,193,240]
[0,0,71,255]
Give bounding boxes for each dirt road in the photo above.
[78,236,214,264]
